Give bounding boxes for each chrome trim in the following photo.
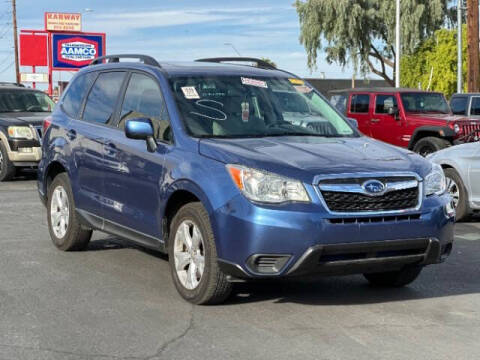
[313,171,423,215]
[319,180,418,197]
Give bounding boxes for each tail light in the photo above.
[43,116,52,134]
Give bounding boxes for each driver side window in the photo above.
[119,73,172,143]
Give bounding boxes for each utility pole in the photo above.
[11,0,20,84]
[457,0,463,93]
[467,0,479,92]
[395,0,401,88]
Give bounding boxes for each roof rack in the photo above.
[0,82,25,87]
[89,54,161,67]
[195,57,277,70]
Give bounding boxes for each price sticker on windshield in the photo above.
[294,85,313,94]
[241,77,268,88]
[181,86,200,99]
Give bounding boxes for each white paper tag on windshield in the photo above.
[181,86,200,99]
[241,77,268,88]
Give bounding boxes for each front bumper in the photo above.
[214,192,455,279]
[6,139,42,165]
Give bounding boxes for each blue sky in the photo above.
[0,0,360,85]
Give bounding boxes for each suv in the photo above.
[330,88,480,156]
[0,83,55,181]
[38,55,454,304]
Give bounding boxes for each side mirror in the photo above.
[125,118,157,153]
[387,106,400,120]
[347,117,358,128]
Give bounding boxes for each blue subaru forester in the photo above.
[38,55,455,304]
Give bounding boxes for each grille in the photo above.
[321,187,419,212]
[328,214,421,224]
[461,123,480,141]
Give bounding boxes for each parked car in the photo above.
[428,142,480,221]
[0,83,55,181]
[330,88,480,156]
[38,55,454,304]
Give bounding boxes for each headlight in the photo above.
[226,165,310,203]
[8,126,34,139]
[425,163,446,196]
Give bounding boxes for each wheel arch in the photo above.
[44,160,70,196]
[408,126,455,150]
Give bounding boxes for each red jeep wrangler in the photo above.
[329,88,480,156]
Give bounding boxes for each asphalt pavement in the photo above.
[1,178,480,360]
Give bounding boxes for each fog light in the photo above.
[18,148,32,153]
[246,254,291,274]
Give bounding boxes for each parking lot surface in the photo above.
[1,179,480,360]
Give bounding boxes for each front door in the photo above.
[101,72,172,244]
[369,93,405,146]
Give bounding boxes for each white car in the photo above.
[428,142,480,220]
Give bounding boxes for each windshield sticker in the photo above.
[241,77,268,88]
[181,86,200,99]
[241,102,250,122]
[289,78,304,85]
[293,85,313,94]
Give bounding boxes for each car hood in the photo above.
[199,136,430,183]
[405,113,477,123]
[0,112,50,127]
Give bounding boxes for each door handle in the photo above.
[371,118,380,123]
[104,142,118,156]
[66,129,77,140]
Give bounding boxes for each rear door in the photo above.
[346,93,371,136]
[369,93,406,146]
[101,71,172,244]
[74,71,127,220]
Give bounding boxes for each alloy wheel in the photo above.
[173,220,205,290]
[446,176,460,209]
[50,186,70,239]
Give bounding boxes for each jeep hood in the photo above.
[406,113,475,123]
[199,136,430,184]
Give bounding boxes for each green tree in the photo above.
[295,0,448,85]
[260,57,277,68]
[401,25,466,98]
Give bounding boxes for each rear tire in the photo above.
[168,202,232,305]
[364,265,422,287]
[412,137,450,157]
[444,167,469,221]
[47,173,92,251]
[0,141,16,181]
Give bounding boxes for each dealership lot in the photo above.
[0,179,479,360]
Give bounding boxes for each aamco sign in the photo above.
[52,33,105,69]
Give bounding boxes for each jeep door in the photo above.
[369,93,405,146]
[101,71,171,246]
[346,93,372,136]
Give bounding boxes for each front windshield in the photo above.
[169,76,356,138]
[0,90,56,113]
[400,92,450,114]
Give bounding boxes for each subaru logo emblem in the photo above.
[363,180,385,194]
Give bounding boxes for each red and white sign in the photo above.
[45,12,82,32]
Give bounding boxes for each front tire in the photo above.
[444,167,468,221]
[364,265,422,287]
[0,141,16,181]
[47,173,92,251]
[168,202,232,305]
[412,137,450,157]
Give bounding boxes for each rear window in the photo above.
[350,94,369,113]
[450,97,468,115]
[470,97,480,116]
[61,72,97,118]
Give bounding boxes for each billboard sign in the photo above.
[19,34,48,66]
[45,12,82,32]
[21,73,48,83]
[52,33,105,69]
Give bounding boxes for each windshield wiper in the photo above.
[266,132,340,137]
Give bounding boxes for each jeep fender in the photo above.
[408,126,455,149]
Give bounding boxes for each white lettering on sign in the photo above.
[60,42,97,62]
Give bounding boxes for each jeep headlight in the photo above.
[227,165,310,203]
[425,163,446,196]
[8,126,34,139]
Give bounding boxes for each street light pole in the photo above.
[395,0,401,88]
[458,0,463,93]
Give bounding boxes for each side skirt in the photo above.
[76,209,166,253]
